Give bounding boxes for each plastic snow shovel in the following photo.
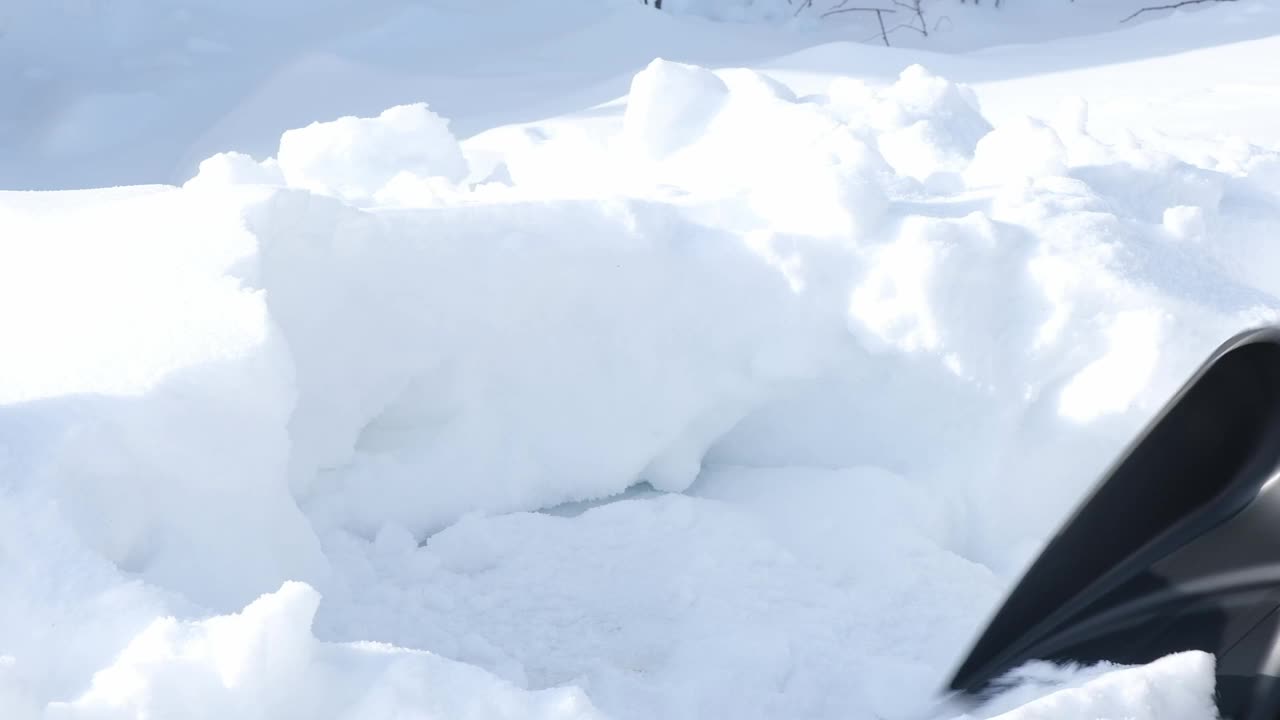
[949,326,1280,720]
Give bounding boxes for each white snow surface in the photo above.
[5,1,1280,719]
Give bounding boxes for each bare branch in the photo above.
[866,18,924,43]
[1121,0,1236,23]
[874,8,891,46]
[819,6,896,19]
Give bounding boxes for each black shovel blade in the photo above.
[949,327,1280,720]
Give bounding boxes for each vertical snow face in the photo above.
[242,192,835,538]
[0,186,328,613]
[5,50,1280,720]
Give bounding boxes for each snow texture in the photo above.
[4,1,1277,719]
[277,104,469,203]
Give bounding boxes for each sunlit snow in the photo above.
[5,1,1279,718]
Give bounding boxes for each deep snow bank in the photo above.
[5,58,1275,719]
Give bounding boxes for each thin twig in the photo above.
[820,6,896,19]
[1121,0,1236,23]
[866,18,921,43]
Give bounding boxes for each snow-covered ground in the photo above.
[4,1,1279,718]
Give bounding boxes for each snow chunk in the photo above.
[829,65,991,184]
[623,59,730,158]
[277,104,468,202]
[966,117,1068,187]
[184,152,285,189]
[877,65,992,183]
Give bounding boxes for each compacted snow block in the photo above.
[952,326,1280,720]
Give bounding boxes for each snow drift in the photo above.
[5,49,1277,720]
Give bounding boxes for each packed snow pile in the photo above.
[5,6,1279,717]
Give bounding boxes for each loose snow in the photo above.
[4,0,1277,719]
